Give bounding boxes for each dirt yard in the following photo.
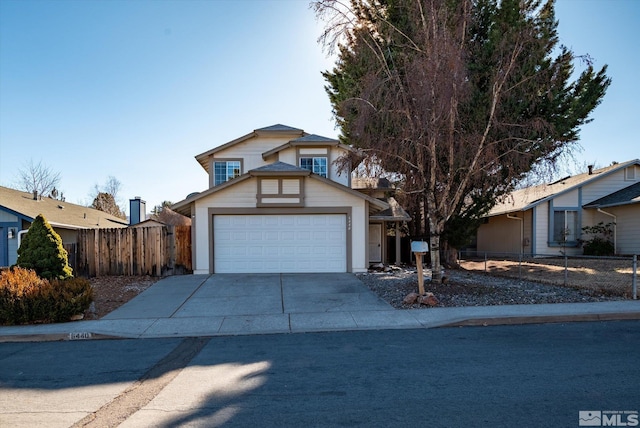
[84,276,157,320]
[459,257,636,297]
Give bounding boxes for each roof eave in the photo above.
[585,200,640,209]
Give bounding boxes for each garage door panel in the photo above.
[213,214,347,273]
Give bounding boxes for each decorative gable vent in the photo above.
[257,177,304,207]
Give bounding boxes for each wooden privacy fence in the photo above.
[71,225,192,277]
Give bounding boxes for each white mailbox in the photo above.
[411,241,429,253]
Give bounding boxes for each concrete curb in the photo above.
[2,309,640,343]
[441,311,640,327]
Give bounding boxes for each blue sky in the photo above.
[1,0,638,214]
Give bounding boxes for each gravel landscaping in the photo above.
[357,266,628,309]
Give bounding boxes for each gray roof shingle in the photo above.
[255,124,304,133]
[250,161,309,173]
[583,182,640,208]
[0,186,129,229]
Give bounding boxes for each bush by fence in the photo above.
[67,225,191,277]
[0,267,93,325]
[458,251,638,299]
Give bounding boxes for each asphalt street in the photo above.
[1,321,639,427]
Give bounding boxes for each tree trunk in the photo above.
[441,240,459,268]
[429,234,442,283]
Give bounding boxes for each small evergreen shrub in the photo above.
[48,277,94,321]
[16,214,73,280]
[0,267,93,325]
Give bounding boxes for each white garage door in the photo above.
[213,214,347,273]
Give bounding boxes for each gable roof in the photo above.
[171,162,388,215]
[488,159,640,216]
[0,186,129,229]
[583,181,640,208]
[369,197,412,221]
[256,124,304,133]
[249,161,312,175]
[261,134,354,160]
[195,124,307,172]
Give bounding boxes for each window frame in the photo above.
[550,208,580,247]
[624,166,637,181]
[299,156,328,178]
[212,159,242,186]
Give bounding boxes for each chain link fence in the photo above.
[458,251,638,299]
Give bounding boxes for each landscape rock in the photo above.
[418,292,439,306]
[403,292,419,304]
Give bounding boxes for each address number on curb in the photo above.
[69,332,92,340]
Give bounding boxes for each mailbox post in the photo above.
[411,241,429,295]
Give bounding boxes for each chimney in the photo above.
[129,197,146,226]
[588,165,594,175]
[33,190,38,200]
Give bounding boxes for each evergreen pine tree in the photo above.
[16,214,73,280]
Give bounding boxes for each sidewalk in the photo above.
[1,273,639,342]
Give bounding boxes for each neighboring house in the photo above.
[0,186,129,267]
[476,159,640,256]
[172,124,410,274]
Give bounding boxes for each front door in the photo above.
[368,224,382,263]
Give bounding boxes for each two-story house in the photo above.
[172,124,410,274]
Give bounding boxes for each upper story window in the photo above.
[214,161,241,186]
[300,157,327,178]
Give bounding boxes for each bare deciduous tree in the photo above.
[16,159,61,197]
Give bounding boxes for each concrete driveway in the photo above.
[98,273,396,336]
[104,273,392,319]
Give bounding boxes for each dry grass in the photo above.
[459,258,636,298]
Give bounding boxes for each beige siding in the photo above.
[277,148,296,165]
[477,214,522,253]
[611,205,640,255]
[213,136,289,172]
[204,180,258,208]
[54,228,78,245]
[582,168,639,205]
[282,179,300,194]
[554,188,579,206]
[523,209,533,253]
[262,179,279,194]
[533,204,550,255]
